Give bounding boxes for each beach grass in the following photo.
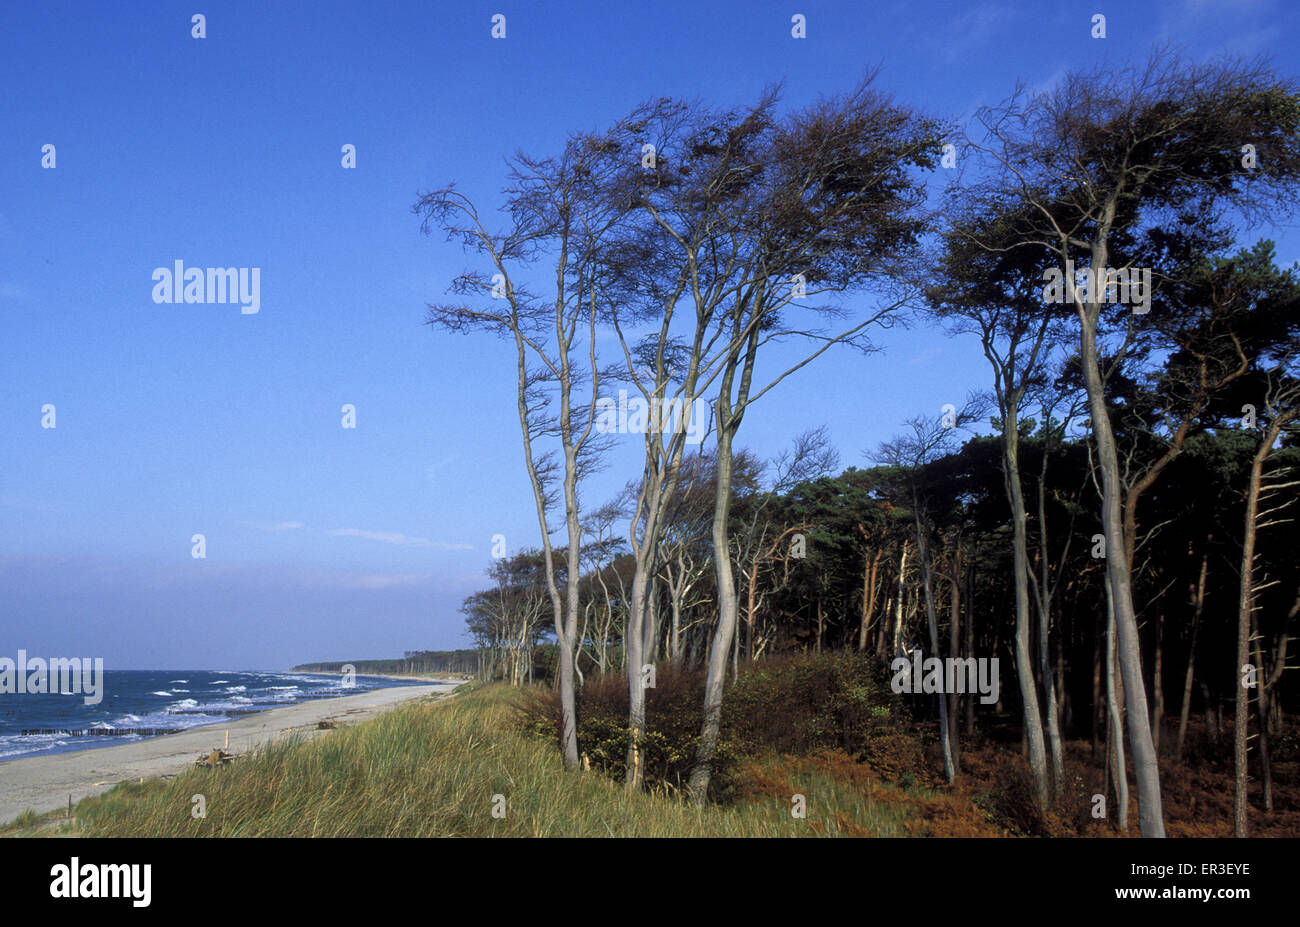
[64,683,923,837]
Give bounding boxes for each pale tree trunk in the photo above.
[947,543,962,771]
[746,563,759,660]
[1176,547,1209,761]
[1105,574,1129,834]
[1003,416,1050,808]
[913,507,955,781]
[964,550,976,735]
[1233,412,1289,835]
[1234,522,1255,838]
[1077,231,1165,837]
[859,546,882,652]
[1252,632,1275,814]
[556,441,584,769]
[625,567,650,789]
[1150,611,1164,755]
[891,544,909,658]
[670,585,683,670]
[1033,458,1064,792]
[687,394,741,802]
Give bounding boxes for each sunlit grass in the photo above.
[62,685,921,837]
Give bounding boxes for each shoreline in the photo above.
[0,682,456,826]
[286,669,473,684]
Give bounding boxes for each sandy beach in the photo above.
[0,682,457,826]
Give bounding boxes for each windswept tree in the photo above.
[931,209,1071,805]
[415,114,645,768]
[669,76,947,801]
[960,50,1300,837]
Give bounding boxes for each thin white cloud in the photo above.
[943,2,1017,62]
[241,520,305,532]
[340,573,436,590]
[326,528,472,550]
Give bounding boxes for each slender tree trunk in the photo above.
[859,548,881,652]
[747,564,759,661]
[1034,454,1064,791]
[965,551,976,735]
[1106,575,1129,834]
[892,544,909,658]
[670,591,683,671]
[625,567,650,790]
[915,510,956,782]
[1003,420,1050,808]
[1077,237,1165,836]
[948,546,962,771]
[1151,611,1164,755]
[1252,631,1274,814]
[1176,548,1208,761]
[1234,414,1282,835]
[688,354,745,803]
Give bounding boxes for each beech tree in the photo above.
[679,76,945,801]
[960,51,1300,837]
[415,114,643,768]
[930,210,1070,805]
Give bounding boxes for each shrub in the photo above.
[516,651,899,802]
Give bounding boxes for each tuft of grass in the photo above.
[69,685,920,837]
[1,805,82,838]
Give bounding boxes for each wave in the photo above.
[150,690,172,696]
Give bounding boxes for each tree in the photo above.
[960,51,1300,836]
[1233,367,1300,835]
[416,114,643,768]
[931,207,1070,805]
[682,75,945,801]
[876,406,983,782]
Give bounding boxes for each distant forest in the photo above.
[292,650,479,676]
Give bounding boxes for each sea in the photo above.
[0,669,432,762]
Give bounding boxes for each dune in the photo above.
[0,683,455,826]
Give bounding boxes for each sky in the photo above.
[1,0,1297,670]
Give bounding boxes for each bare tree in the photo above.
[876,404,984,782]
[415,118,641,768]
[1234,369,1299,835]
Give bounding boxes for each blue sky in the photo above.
[1,0,1296,669]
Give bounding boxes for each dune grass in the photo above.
[66,684,923,837]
